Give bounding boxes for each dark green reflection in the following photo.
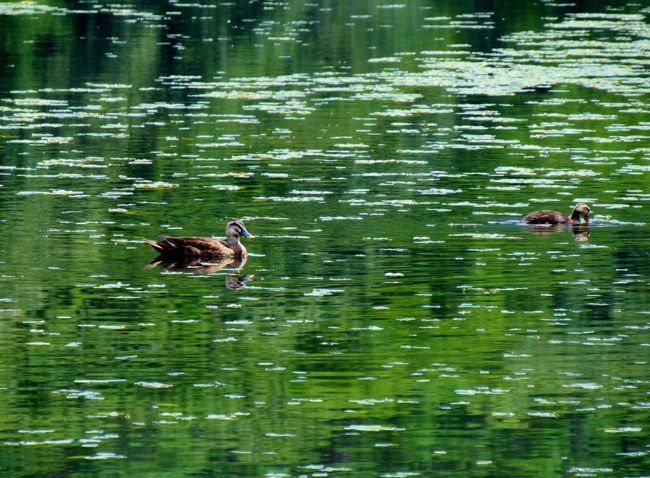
[0,0,649,477]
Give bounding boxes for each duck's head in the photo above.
[572,203,591,224]
[226,219,254,240]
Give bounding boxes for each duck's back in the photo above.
[521,210,571,225]
[158,236,234,256]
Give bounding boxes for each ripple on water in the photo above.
[0,2,649,478]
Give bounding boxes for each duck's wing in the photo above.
[521,210,570,224]
[149,254,234,272]
[161,236,233,255]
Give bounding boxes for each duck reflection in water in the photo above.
[524,224,590,242]
[572,225,590,242]
[144,218,255,290]
[146,255,255,290]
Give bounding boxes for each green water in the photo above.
[0,1,649,476]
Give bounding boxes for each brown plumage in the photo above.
[520,203,591,225]
[144,219,254,259]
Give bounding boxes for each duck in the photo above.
[520,203,591,225]
[144,218,254,259]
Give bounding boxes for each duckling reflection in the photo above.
[145,255,254,290]
[572,225,590,242]
[523,224,590,242]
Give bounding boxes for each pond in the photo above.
[0,0,649,476]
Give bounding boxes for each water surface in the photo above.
[0,1,649,476]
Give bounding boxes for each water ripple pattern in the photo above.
[0,1,649,477]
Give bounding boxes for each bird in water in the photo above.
[520,203,591,225]
[144,218,254,259]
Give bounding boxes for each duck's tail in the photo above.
[143,238,165,252]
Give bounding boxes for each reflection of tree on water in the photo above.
[525,224,590,242]
[146,255,254,291]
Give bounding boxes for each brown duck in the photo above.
[144,219,254,259]
[520,203,591,225]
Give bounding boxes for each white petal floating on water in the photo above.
[304,288,344,297]
[4,438,75,446]
[344,424,405,432]
[450,233,523,240]
[562,382,603,390]
[83,452,127,460]
[134,181,179,189]
[527,411,559,418]
[418,188,462,195]
[206,412,250,420]
[318,216,363,221]
[603,427,642,433]
[135,382,173,389]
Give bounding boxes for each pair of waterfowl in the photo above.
[144,204,591,260]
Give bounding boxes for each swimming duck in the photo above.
[520,203,591,225]
[144,218,254,259]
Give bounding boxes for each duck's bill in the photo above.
[241,229,254,239]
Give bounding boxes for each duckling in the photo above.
[144,218,254,259]
[520,203,590,225]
